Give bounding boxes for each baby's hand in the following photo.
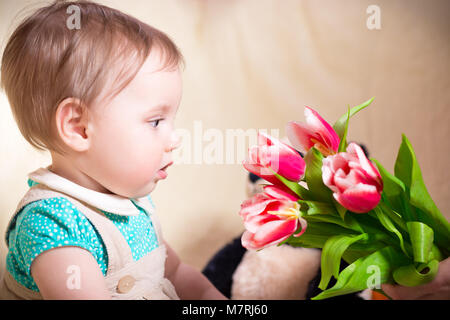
[164,241,227,300]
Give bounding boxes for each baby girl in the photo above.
[0,0,226,300]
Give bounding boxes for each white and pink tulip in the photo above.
[243,132,306,186]
[286,106,340,157]
[322,142,383,213]
[240,185,307,250]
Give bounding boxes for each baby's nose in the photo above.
[165,131,182,152]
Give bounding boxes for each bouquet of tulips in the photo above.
[239,97,450,300]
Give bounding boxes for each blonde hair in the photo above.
[1,0,184,154]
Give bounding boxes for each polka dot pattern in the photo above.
[6,194,159,292]
[102,207,158,262]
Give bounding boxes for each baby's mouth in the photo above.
[160,161,173,171]
[156,162,173,180]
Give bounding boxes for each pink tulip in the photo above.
[286,106,340,156]
[322,142,383,213]
[243,132,306,186]
[240,185,307,250]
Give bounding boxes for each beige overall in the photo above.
[0,183,180,300]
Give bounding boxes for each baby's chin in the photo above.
[143,180,158,195]
[108,175,162,199]
[104,182,155,199]
[133,179,159,198]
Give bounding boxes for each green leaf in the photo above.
[303,148,332,202]
[373,206,409,257]
[298,200,337,216]
[333,97,375,139]
[393,260,439,287]
[286,233,329,249]
[333,199,347,220]
[303,214,363,234]
[312,246,410,300]
[373,158,413,222]
[313,257,363,299]
[407,221,434,263]
[272,171,310,199]
[394,134,414,190]
[287,222,358,248]
[372,158,405,197]
[342,233,396,264]
[341,214,365,234]
[318,234,369,290]
[337,107,350,153]
[298,200,364,233]
[429,244,444,262]
[394,134,450,248]
[352,213,388,236]
[379,201,407,232]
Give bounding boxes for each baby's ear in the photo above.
[55,97,90,152]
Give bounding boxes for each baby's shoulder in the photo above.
[18,196,82,221]
[7,196,106,277]
[11,196,93,240]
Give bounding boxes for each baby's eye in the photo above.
[148,119,163,128]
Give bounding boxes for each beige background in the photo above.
[0,0,449,277]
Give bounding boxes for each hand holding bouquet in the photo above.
[239,98,450,300]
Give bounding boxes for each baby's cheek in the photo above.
[96,128,163,194]
[129,147,162,178]
[107,158,157,197]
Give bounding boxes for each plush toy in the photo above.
[202,143,375,300]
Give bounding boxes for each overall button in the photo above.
[117,275,136,294]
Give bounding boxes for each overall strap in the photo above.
[132,197,165,246]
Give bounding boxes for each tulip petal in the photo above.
[268,145,306,181]
[257,131,274,146]
[330,153,351,173]
[322,160,334,187]
[259,131,303,156]
[244,212,278,233]
[286,121,316,154]
[243,159,281,186]
[239,192,275,217]
[334,168,368,193]
[253,218,298,248]
[305,107,340,153]
[244,132,306,185]
[241,231,260,250]
[239,198,272,219]
[263,185,300,202]
[294,217,308,237]
[334,183,381,213]
[348,143,382,185]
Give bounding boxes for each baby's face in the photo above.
[85,49,182,198]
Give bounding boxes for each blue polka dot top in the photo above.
[5,178,159,292]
